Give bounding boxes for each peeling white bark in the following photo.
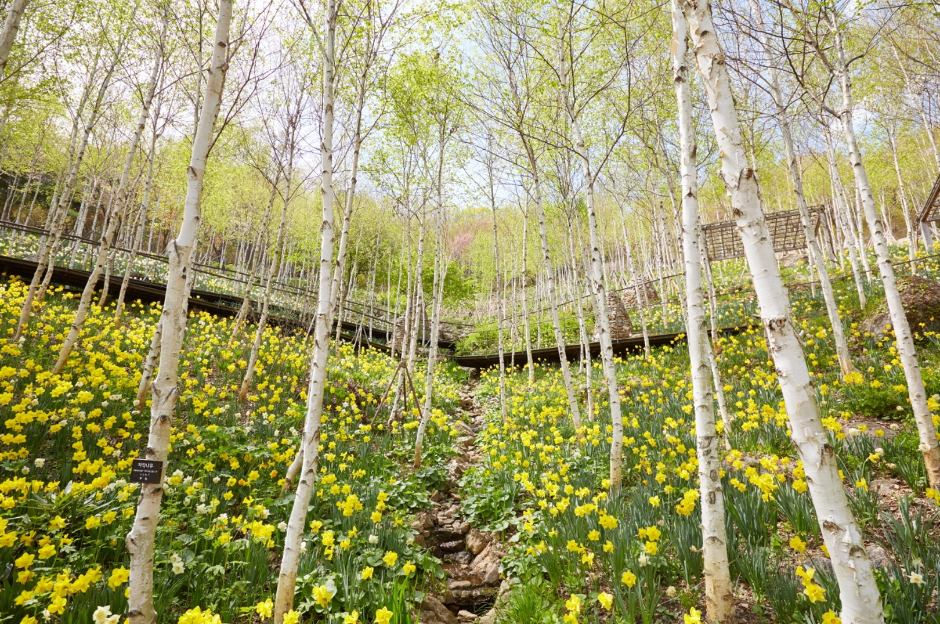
[54,17,166,374]
[274,0,336,616]
[671,4,733,619]
[830,22,940,490]
[747,0,854,379]
[125,5,230,623]
[681,2,883,622]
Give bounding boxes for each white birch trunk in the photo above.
[826,141,867,308]
[274,0,336,616]
[125,5,230,623]
[490,180,507,420]
[831,24,940,489]
[67,180,93,268]
[849,184,873,282]
[681,3,884,622]
[413,201,446,467]
[406,214,426,376]
[326,69,367,333]
[532,173,582,430]
[671,5,733,618]
[240,173,292,401]
[0,0,28,79]
[53,20,166,374]
[888,131,916,269]
[521,205,535,385]
[571,222,594,420]
[559,48,621,485]
[698,228,732,432]
[747,0,854,378]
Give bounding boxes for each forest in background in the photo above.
[0,0,937,323]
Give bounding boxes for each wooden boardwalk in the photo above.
[0,253,749,368]
[452,325,753,369]
[0,254,450,347]
[0,254,309,330]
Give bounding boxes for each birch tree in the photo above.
[745,0,855,378]
[679,1,884,622]
[671,2,733,619]
[274,0,338,615]
[781,0,940,489]
[554,0,651,489]
[283,0,402,483]
[0,0,28,79]
[53,11,168,374]
[125,4,231,623]
[326,0,401,332]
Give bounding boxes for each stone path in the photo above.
[415,385,509,624]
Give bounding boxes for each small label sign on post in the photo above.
[130,459,164,484]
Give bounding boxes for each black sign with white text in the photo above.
[130,459,164,484]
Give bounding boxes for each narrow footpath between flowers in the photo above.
[412,380,509,624]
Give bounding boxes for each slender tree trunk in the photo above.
[521,204,535,385]
[0,0,28,79]
[10,21,129,340]
[831,22,940,491]
[521,141,581,429]
[405,212,426,378]
[483,144,508,420]
[116,110,163,327]
[619,209,651,357]
[12,175,30,224]
[888,131,916,271]
[274,0,336,616]
[240,170,292,401]
[698,228,732,432]
[334,255,357,343]
[125,5,230,623]
[748,0,854,378]
[232,189,277,342]
[67,180,94,268]
[53,21,166,373]
[559,42,620,480]
[671,6,733,619]
[326,70,367,333]
[827,143,867,308]
[98,243,119,306]
[850,185,873,281]
[2,174,19,220]
[572,223,594,420]
[682,3,884,622]
[135,316,162,407]
[19,173,39,226]
[414,193,447,467]
[367,231,379,343]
